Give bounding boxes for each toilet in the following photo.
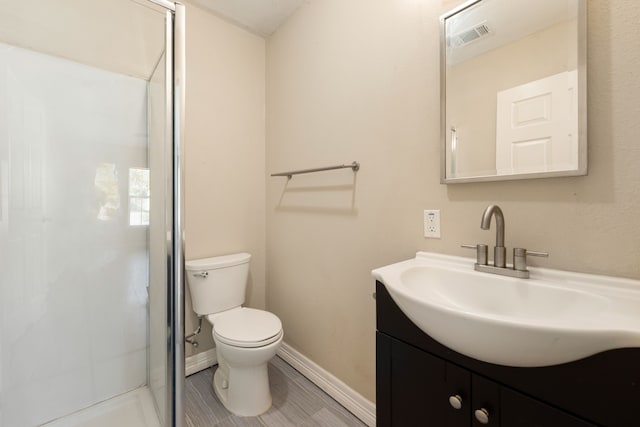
[185,253,283,416]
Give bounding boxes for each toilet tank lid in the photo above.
[185,253,251,271]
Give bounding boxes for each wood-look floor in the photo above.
[185,356,368,427]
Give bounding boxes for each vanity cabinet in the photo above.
[378,333,593,427]
[376,281,640,427]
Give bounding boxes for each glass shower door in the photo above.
[148,49,168,425]
[0,1,183,425]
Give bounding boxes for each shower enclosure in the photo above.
[0,1,185,426]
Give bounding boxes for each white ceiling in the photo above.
[190,0,307,37]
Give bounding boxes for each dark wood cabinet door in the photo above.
[388,336,447,426]
[472,374,501,427]
[501,388,597,427]
[445,363,471,427]
[376,332,392,427]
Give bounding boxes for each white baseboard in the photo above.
[277,342,376,427]
[185,348,217,377]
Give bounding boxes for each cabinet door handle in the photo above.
[448,394,463,410]
[474,408,490,424]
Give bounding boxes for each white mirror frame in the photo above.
[440,0,587,184]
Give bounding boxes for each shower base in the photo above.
[41,387,161,427]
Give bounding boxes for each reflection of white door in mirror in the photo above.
[496,70,577,175]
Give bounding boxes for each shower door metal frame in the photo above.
[149,1,186,426]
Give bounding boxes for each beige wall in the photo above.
[0,0,165,79]
[266,0,640,403]
[184,1,266,357]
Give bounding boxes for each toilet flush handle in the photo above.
[193,271,208,278]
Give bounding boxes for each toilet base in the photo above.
[213,355,272,417]
[207,308,283,417]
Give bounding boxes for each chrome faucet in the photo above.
[480,204,506,268]
[462,205,548,278]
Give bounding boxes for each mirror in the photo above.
[440,0,586,183]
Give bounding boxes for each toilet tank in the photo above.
[185,253,251,316]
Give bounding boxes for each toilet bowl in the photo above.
[210,308,283,415]
[185,253,283,416]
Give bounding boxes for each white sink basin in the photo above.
[372,252,640,367]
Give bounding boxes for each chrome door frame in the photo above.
[149,1,186,426]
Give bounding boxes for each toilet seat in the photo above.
[212,308,282,348]
[215,329,283,348]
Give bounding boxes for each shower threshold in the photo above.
[40,387,161,427]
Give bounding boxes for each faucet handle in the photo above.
[461,244,488,266]
[525,250,549,257]
[513,248,549,271]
